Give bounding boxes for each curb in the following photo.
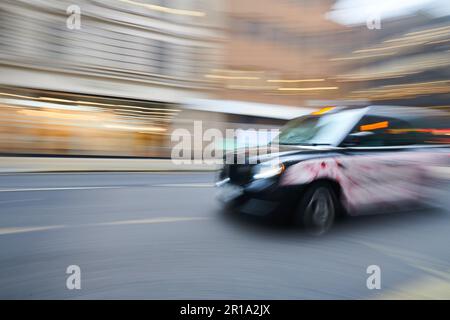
[0,157,221,173]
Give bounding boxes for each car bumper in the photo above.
[216,179,302,218]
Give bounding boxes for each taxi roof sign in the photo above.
[311,106,335,115]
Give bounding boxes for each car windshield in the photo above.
[276,108,366,146]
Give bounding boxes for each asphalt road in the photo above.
[0,172,449,299]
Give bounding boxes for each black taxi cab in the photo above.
[216,106,450,234]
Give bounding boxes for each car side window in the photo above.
[345,116,416,147]
[407,116,450,145]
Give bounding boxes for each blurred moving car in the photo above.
[216,106,450,234]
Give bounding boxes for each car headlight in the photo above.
[252,162,285,180]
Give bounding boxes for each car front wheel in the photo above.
[295,182,336,235]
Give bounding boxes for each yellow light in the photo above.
[0,93,35,99]
[352,42,422,54]
[16,109,103,122]
[329,52,397,61]
[1,94,180,113]
[211,69,264,74]
[204,75,260,80]
[360,121,389,131]
[118,0,205,17]
[278,87,339,91]
[226,85,277,90]
[311,107,335,115]
[405,25,450,37]
[103,124,167,132]
[267,79,325,83]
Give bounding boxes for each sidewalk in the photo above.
[0,157,221,173]
[0,157,448,178]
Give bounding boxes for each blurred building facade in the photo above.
[0,0,226,157]
[0,0,225,100]
[208,0,346,106]
[207,0,450,109]
[330,14,450,108]
[0,0,448,157]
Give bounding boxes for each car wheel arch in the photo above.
[300,178,347,217]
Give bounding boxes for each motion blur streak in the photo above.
[0,0,449,300]
[0,217,208,236]
[0,173,449,299]
[0,225,65,236]
[1,0,450,157]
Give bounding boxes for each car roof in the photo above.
[294,105,448,124]
[364,105,449,127]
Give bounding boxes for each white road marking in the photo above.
[0,186,122,192]
[0,198,42,204]
[153,183,215,188]
[97,217,209,226]
[0,217,209,236]
[0,183,215,192]
[0,225,65,235]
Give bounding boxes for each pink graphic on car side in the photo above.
[280,150,449,215]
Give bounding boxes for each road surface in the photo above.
[0,172,449,299]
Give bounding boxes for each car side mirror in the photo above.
[342,131,374,147]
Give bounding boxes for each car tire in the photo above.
[294,182,337,235]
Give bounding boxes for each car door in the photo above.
[339,115,422,214]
